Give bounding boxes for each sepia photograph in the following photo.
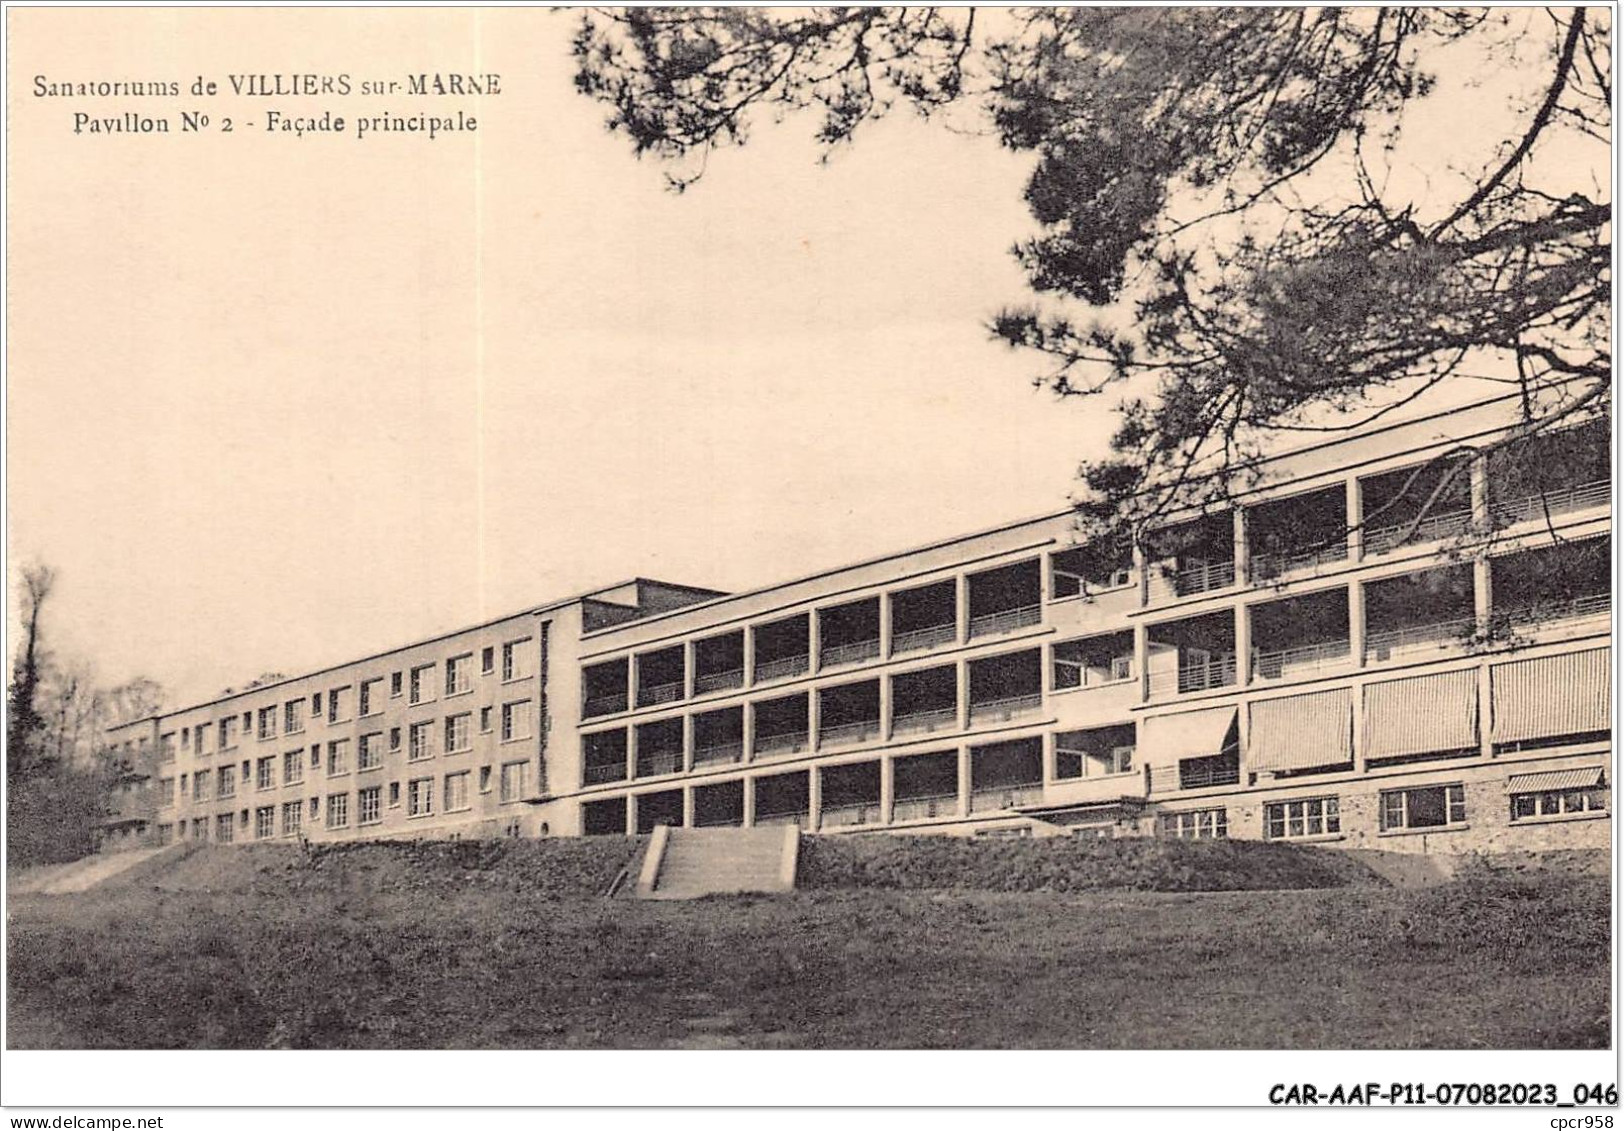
[2,1,1616,1115]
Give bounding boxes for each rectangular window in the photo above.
[283,750,305,785]
[479,766,493,793]
[328,686,350,724]
[479,706,493,733]
[242,711,253,731]
[325,793,350,829]
[500,760,528,802]
[216,814,235,843]
[219,717,237,749]
[390,671,403,698]
[258,706,277,741]
[195,725,210,755]
[312,691,323,716]
[501,700,531,742]
[327,739,351,777]
[358,732,384,771]
[408,777,435,817]
[409,664,434,705]
[193,770,210,802]
[445,713,472,754]
[444,770,471,812]
[364,677,386,717]
[409,721,434,761]
[159,777,175,805]
[255,807,275,840]
[1510,787,1608,822]
[217,764,236,799]
[446,654,473,696]
[358,680,372,718]
[389,781,401,807]
[310,744,321,770]
[193,817,208,841]
[503,639,530,682]
[1379,784,1467,832]
[256,756,275,791]
[389,726,401,752]
[160,733,176,762]
[1158,808,1227,839]
[358,785,382,825]
[282,801,303,836]
[1264,797,1341,840]
[284,699,305,735]
[482,646,495,674]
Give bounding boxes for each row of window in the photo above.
[156,640,535,761]
[1159,783,1609,841]
[154,762,534,843]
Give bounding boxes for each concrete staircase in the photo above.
[636,825,799,900]
[11,845,175,895]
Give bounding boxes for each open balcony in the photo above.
[890,664,959,738]
[1146,611,1237,695]
[967,560,1042,640]
[693,631,745,697]
[1490,536,1610,636]
[1051,630,1135,691]
[1360,454,1475,556]
[818,679,881,750]
[890,579,958,656]
[969,737,1045,813]
[1250,588,1351,682]
[634,788,683,834]
[818,597,881,671]
[1147,512,1236,600]
[692,705,745,768]
[581,658,629,719]
[1249,485,1349,581]
[1363,565,1477,664]
[634,717,685,779]
[1051,541,1134,599]
[582,796,627,836]
[581,729,628,787]
[753,614,810,685]
[752,693,810,759]
[1054,723,1137,781]
[635,645,686,709]
[890,750,960,823]
[1489,419,1610,530]
[753,770,810,828]
[693,779,744,828]
[967,649,1044,726]
[819,760,883,828]
[1145,709,1241,794]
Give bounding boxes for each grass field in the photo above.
[5,838,1609,1049]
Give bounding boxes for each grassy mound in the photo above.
[797,833,1384,892]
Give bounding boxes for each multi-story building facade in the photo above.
[106,392,1611,855]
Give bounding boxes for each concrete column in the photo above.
[683,640,696,701]
[625,792,638,836]
[957,745,972,818]
[879,755,894,825]
[1133,542,1150,608]
[1478,664,1495,759]
[956,574,971,645]
[1233,508,1250,588]
[682,786,695,828]
[879,591,894,658]
[743,627,756,689]
[1134,623,1150,703]
[808,766,822,832]
[807,610,821,674]
[808,688,822,751]
[626,655,638,712]
[956,659,971,730]
[681,713,693,774]
[1038,550,1053,605]
[1041,731,1056,785]
[879,670,894,739]
[743,701,756,763]
[1235,602,1252,686]
[1351,680,1367,775]
[625,724,638,783]
[1348,581,1367,668]
[742,776,755,827]
[1474,556,1494,635]
[1470,452,1491,532]
[1346,476,1364,562]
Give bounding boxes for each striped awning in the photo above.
[1363,668,1479,759]
[1491,648,1610,745]
[1247,688,1353,772]
[1142,707,1237,765]
[1504,766,1605,795]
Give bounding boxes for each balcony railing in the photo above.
[753,654,809,684]
[1053,665,1134,692]
[968,604,1042,640]
[693,668,744,696]
[1173,559,1236,596]
[891,706,959,737]
[1147,657,1238,695]
[891,792,960,822]
[582,760,628,786]
[754,809,810,829]
[968,782,1045,813]
[820,801,884,828]
[1364,507,1474,556]
[1251,639,1352,681]
[1363,614,1476,663]
[1149,762,1239,794]
[754,730,809,757]
[637,681,683,708]
[967,693,1043,725]
[819,718,881,748]
[819,638,881,669]
[582,693,628,719]
[635,750,683,778]
[1492,479,1610,527]
[891,621,957,655]
[1250,541,1349,580]
[1495,592,1611,630]
[692,740,744,767]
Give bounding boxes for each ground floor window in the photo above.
[254,807,274,840]
[1265,797,1340,839]
[408,777,434,817]
[326,792,349,829]
[1380,783,1465,832]
[358,786,383,825]
[156,823,173,844]
[1511,787,1608,821]
[1158,807,1227,839]
[282,801,302,836]
[215,814,235,843]
[445,771,471,812]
